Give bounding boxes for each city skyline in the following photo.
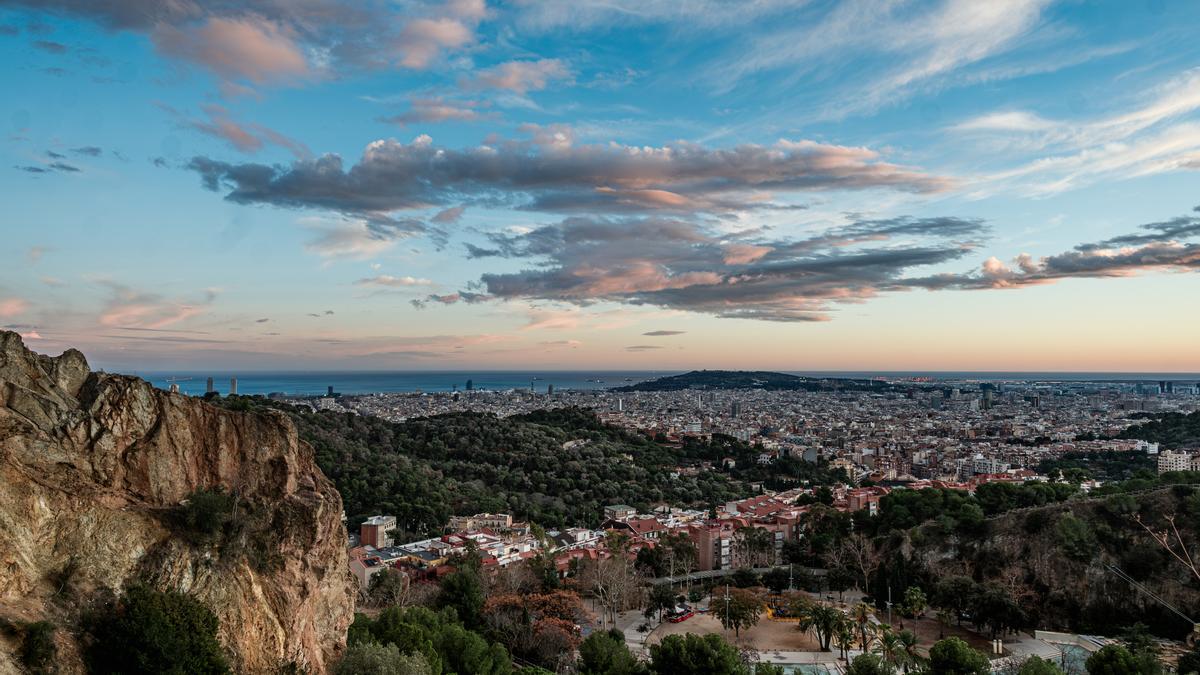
[4,1,1200,372]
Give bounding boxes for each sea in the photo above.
[131,369,1200,397]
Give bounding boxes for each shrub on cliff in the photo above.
[19,621,56,674]
[85,585,230,674]
[176,487,236,543]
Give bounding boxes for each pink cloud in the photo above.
[153,17,310,84]
[398,17,474,69]
[468,58,571,93]
[0,298,29,318]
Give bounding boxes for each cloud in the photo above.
[165,103,309,157]
[432,205,466,224]
[71,145,103,156]
[32,39,67,54]
[96,282,216,329]
[688,0,1051,117]
[443,214,988,321]
[354,274,434,287]
[28,246,48,263]
[255,317,270,323]
[379,98,492,126]
[906,208,1200,291]
[0,298,29,318]
[186,132,950,232]
[16,161,80,174]
[465,58,571,93]
[12,0,488,85]
[410,291,489,309]
[954,111,1056,132]
[302,217,412,259]
[955,68,1200,195]
[625,345,663,351]
[643,330,685,336]
[152,16,309,85]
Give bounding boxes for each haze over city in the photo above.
[4,0,1200,372]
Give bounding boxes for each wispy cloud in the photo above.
[163,103,309,157]
[955,67,1200,195]
[96,281,216,329]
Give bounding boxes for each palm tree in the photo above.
[896,629,923,673]
[833,615,856,661]
[874,624,902,668]
[851,601,876,652]
[798,603,843,652]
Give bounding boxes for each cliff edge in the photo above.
[0,331,355,673]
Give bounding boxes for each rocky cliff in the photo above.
[0,331,356,673]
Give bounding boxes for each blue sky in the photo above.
[3,0,1200,372]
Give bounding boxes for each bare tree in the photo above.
[839,533,881,597]
[1134,513,1200,584]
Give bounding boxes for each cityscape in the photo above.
[4,0,1200,674]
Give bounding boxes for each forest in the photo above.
[214,399,752,536]
[1119,410,1200,450]
[612,370,896,392]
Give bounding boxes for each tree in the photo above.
[482,591,583,669]
[732,568,761,588]
[365,606,512,675]
[762,567,791,595]
[735,527,775,567]
[581,532,641,629]
[933,576,977,626]
[798,603,844,652]
[851,602,876,652]
[712,586,764,639]
[649,633,748,675]
[833,617,857,661]
[847,654,896,675]
[368,570,411,608]
[646,584,679,621]
[901,587,927,619]
[86,585,230,674]
[838,533,880,597]
[577,629,641,675]
[335,643,433,675]
[967,583,1025,639]
[1016,655,1065,675]
[1085,644,1161,675]
[927,637,990,675]
[1177,646,1200,675]
[438,567,485,629]
[1055,514,1097,562]
[895,629,922,673]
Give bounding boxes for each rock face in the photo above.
[0,331,355,673]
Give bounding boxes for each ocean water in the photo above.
[134,371,669,396]
[131,369,1200,397]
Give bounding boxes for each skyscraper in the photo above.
[206,377,214,394]
[230,377,238,395]
[731,400,742,417]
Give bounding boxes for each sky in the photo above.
[2,0,1200,373]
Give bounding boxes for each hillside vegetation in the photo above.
[1119,410,1200,450]
[217,400,749,536]
[612,369,895,392]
